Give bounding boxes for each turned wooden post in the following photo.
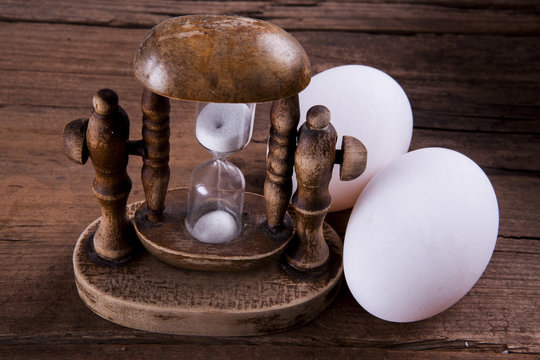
[287,105,337,271]
[85,89,136,260]
[264,94,300,230]
[141,88,170,223]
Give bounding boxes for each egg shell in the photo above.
[298,65,413,212]
[343,147,499,322]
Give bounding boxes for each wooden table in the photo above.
[1,1,539,358]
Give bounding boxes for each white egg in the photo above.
[298,65,413,212]
[343,148,499,322]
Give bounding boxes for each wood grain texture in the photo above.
[133,15,311,103]
[140,89,170,223]
[74,201,342,336]
[338,135,367,181]
[0,0,539,358]
[2,344,538,360]
[133,188,294,271]
[1,0,539,35]
[265,95,300,228]
[85,89,138,260]
[287,105,336,271]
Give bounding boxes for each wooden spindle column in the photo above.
[287,105,337,272]
[86,89,136,260]
[264,94,300,230]
[141,89,171,223]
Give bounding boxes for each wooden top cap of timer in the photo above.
[133,15,311,103]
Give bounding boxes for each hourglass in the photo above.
[186,102,255,244]
[61,15,367,336]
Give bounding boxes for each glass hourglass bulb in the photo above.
[185,102,256,244]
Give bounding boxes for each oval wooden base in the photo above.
[73,201,343,336]
[133,188,294,271]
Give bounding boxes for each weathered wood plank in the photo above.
[0,344,537,359]
[1,22,538,135]
[0,2,539,358]
[0,0,539,35]
[410,129,540,172]
[295,30,540,133]
[0,231,538,353]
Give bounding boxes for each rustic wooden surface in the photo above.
[0,0,539,358]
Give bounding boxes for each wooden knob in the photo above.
[287,105,337,272]
[93,88,119,115]
[337,135,367,181]
[306,105,330,129]
[62,118,89,165]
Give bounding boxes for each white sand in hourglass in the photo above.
[190,209,239,244]
[196,103,253,154]
[187,102,254,244]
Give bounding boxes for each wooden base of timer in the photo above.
[73,190,343,336]
[133,188,295,272]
